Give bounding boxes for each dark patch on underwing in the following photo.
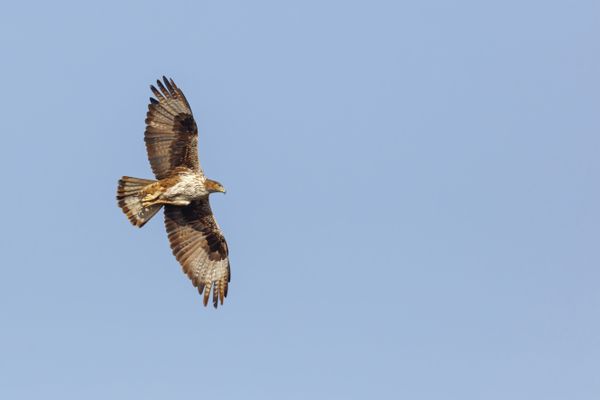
[205,232,222,252]
[174,113,196,135]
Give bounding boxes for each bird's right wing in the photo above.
[144,76,202,179]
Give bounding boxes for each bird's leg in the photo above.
[141,192,161,207]
[141,195,190,207]
[156,199,191,206]
[139,179,192,207]
[140,183,164,208]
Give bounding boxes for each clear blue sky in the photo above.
[1,1,599,399]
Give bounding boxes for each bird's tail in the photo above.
[117,176,162,227]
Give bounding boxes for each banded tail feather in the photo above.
[117,176,162,227]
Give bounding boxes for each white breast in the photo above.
[164,173,208,202]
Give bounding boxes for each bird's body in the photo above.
[141,168,209,207]
[117,77,230,308]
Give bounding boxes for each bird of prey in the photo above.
[117,76,230,308]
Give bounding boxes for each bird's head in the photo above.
[205,179,226,194]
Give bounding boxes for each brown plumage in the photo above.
[116,76,230,308]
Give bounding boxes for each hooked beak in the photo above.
[206,179,227,194]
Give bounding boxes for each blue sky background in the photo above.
[1,1,599,399]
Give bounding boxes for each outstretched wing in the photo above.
[144,76,201,179]
[164,199,230,308]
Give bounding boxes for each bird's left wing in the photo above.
[144,76,202,179]
[164,199,230,308]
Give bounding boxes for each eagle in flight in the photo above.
[117,77,230,308]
